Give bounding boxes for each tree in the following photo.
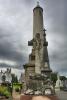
[11,74,18,83]
[51,72,57,85]
[15,76,18,83]
[60,76,66,81]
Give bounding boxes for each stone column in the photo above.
[33,3,43,39]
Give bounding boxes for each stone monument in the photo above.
[0,68,12,84]
[55,74,63,91]
[23,2,53,95]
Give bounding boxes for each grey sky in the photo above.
[0,0,67,76]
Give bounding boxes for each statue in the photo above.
[55,74,63,91]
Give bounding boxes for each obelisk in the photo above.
[24,2,52,87]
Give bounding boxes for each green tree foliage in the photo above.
[11,74,18,83]
[60,76,66,81]
[51,72,57,84]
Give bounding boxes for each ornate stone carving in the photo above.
[33,33,41,50]
[33,33,42,74]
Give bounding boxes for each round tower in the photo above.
[33,2,43,39]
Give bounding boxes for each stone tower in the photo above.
[23,2,52,86]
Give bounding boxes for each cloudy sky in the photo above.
[0,0,67,77]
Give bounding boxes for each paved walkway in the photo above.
[56,91,67,100]
[12,90,67,100]
[12,91,20,100]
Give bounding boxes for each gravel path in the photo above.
[12,91,20,100]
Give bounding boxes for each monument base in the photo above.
[24,73,55,95]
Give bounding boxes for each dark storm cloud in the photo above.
[0,0,31,68]
[49,40,67,73]
[40,0,67,76]
[0,0,67,76]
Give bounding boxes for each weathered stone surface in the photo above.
[23,2,53,94]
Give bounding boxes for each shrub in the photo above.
[13,83,23,91]
[15,88,20,92]
[4,91,11,98]
[0,86,11,98]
